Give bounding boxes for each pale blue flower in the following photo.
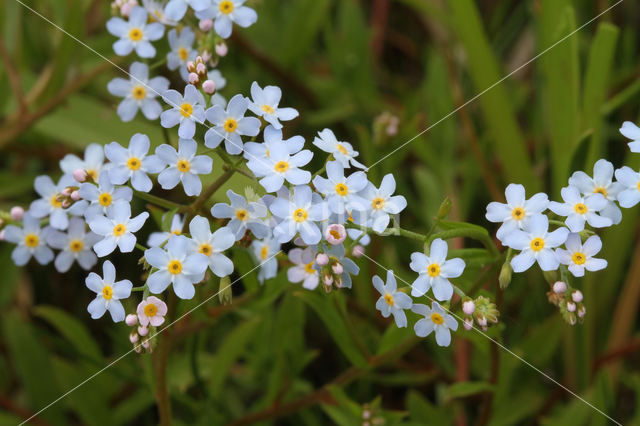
[270,185,328,245]
[106,6,164,58]
[145,235,209,299]
[167,27,197,81]
[59,143,105,181]
[29,175,76,230]
[569,159,623,225]
[105,133,165,192]
[197,0,258,39]
[47,217,100,273]
[549,186,611,233]
[161,84,206,139]
[107,62,169,122]
[250,237,281,283]
[247,140,313,193]
[358,174,407,233]
[313,161,368,215]
[504,215,569,273]
[88,200,149,257]
[211,189,270,241]
[412,302,458,347]
[163,0,211,22]
[555,233,607,278]
[287,247,319,290]
[147,214,184,247]
[373,269,412,328]
[615,166,640,208]
[3,213,54,266]
[313,128,366,169]
[85,260,132,322]
[247,82,298,129]
[79,172,133,221]
[204,94,261,155]
[243,125,304,164]
[620,121,640,153]
[187,216,235,277]
[156,139,213,196]
[409,238,465,301]
[142,0,178,26]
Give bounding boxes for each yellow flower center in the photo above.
[593,187,608,197]
[223,118,238,133]
[511,207,525,220]
[128,28,143,41]
[335,183,349,196]
[99,193,112,207]
[171,229,182,236]
[336,144,348,155]
[274,161,289,173]
[113,224,127,237]
[168,260,182,275]
[127,157,141,170]
[180,103,193,118]
[178,47,189,61]
[69,239,84,252]
[430,313,444,325]
[177,159,191,172]
[132,85,146,100]
[384,293,394,306]
[24,234,39,248]
[530,237,545,252]
[574,203,587,214]
[86,169,98,181]
[219,0,234,14]
[199,243,212,256]
[304,262,315,274]
[260,245,269,260]
[102,285,113,300]
[261,104,275,114]
[144,303,158,317]
[572,252,586,265]
[427,263,440,277]
[372,197,385,210]
[637,181,640,191]
[50,194,62,208]
[329,229,341,240]
[235,208,248,221]
[293,208,308,223]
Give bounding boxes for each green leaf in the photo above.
[444,381,494,401]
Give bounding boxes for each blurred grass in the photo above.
[1,0,640,425]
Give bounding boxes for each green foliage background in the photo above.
[1,0,640,424]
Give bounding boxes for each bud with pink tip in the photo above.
[215,41,228,57]
[121,2,134,17]
[316,253,329,266]
[138,326,149,336]
[129,331,139,344]
[187,60,195,71]
[61,188,73,197]
[199,18,213,31]
[125,314,138,326]
[325,224,346,245]
[463,318,473,330]
[62,199,71,209]
[201,50,212,63]
[566,301,576,312]
[571,290,583,303]
[73,168,87,183]
[568,313,577,325]
[0,230,5,241]
[332,262,343,275]
[10,206,24,221]
[202,80,216,94]
[577,306,586,318]
[142,339,150,349]
[196,62,206,74]
[553,281,567,294]
[352,245,365,258]
[323,274,333,286]
[189,72,199,84]
[476,315,487,327]
[462,300,475,316]
[71,190,81,201]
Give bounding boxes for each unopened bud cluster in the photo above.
[462,295,499,331]
[547,282,585,325]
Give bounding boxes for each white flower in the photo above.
[137,296,168,327]
[619,121,640,153]
[106,6,164,58]
[161,84,206,139]
[204,94,261,155]
[156,139,213,196]
[145,235,209,299]
[3,213,54,266]
[250,237,281,283]
[243,125,305,164]
[167,27,197,81]
[568,159,623,224]
[163,0,211,21]
[555,233,607,277]
[79,172,133,221]
[504,215,569,272]
[409,238,465,301]
[313,161,368,215]
[187,215,235,277]
[270,185,329,245]
[247,82,298,129]
[107,62,169,122]
[147,214,184,247]
[208,69,227,107]
[373,270,412,328]
[548,186,611,232]
[59,143,105,181]
[615,166,640,208]
[85,260,132,322]
[29,175,75,230]
[485,184,549,241]
[88,200,149,257]
[47,218,100,273]
[210,189,270,240]
[197,0,258,39]
[105,133,165,192]
[247,140,313,193]
[287,247,319,290]
[412,302,458,347]
[313,128,366,169]
[359,174,407,233]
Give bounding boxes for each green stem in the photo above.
[136,243,148,252]
[134,191,184,210]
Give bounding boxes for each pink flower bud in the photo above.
[566,301,576,312]
[129,332,139,344]
[463,318,473,330]
[476,315,487,327]
[569,314,577,325]
[196,62,206,74]
[61,188,73,197]
[578,306,586,318]
[323,274,333,286]
[187,60,195,70]
[325,224,346,245]
[125,314,138,326]
[462,300,475,316]
[352,245,365,258]
[0,230,5,241]
[571,290,583,303]
[10,206,24,221]
[315,253,329,266]
[73,168,87,183]
[215,41,228,57]
[61,199,71,209]
[188,72,199,84]
[553,281,567,294]
[201,50,212,62]
[138,326,149,336]
[142,339,150,349]
[332,262,343,275]
[70,190,80,201]
[199,18,213,31]
[120,2,134,16]
[202,79,216,94]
